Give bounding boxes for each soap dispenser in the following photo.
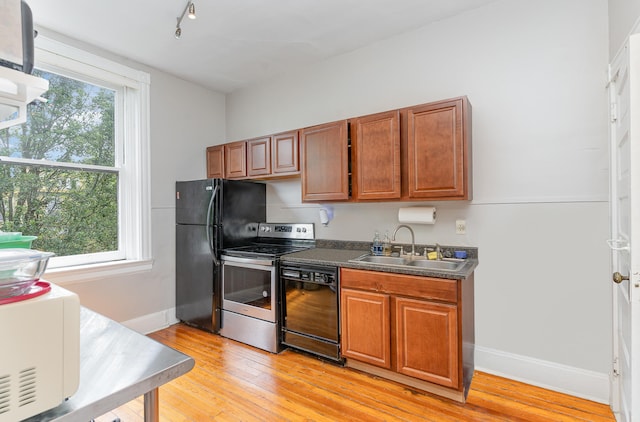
[382,231,392,256]
[371,231,382,256]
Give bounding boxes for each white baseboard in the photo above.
[475,345,610,404]
[121,307,179,335]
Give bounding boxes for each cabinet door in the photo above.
[351,110,401,200]
[224,141,247,179]
[206,145,224,179]
[247,137,271,177]
[272,131,299,175]
[341,288,391,369]
[405,97,470,199]
[395,297,458,388]
[300,120,349,201]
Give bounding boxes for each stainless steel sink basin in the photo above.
[407,259,465,271]
[349,254,467,272]
[354,255,410,265]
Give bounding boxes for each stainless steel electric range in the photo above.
[219,222,315,353]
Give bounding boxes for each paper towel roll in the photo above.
[398,207,436,224]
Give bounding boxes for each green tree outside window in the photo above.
[0,70,118,257]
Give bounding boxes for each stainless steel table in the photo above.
[24,307,195,422]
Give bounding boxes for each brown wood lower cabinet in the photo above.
[340,268,475,402]
[395,297,458,388]
[341,289,391,368]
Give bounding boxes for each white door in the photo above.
[609,33,640,421]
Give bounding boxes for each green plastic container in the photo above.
[0,231,22,241]
[0,236,37,249]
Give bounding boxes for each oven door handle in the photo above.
[221,255,275,267]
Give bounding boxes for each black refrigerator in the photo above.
[175,178,266,332]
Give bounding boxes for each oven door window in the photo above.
[283,279,339,342]
[222,261,276,322]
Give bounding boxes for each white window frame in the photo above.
[14,35,153,283]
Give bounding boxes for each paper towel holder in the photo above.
[397,206,436,224]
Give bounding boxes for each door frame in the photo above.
[608,32,640,421]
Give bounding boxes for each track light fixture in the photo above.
[175,1,196,39]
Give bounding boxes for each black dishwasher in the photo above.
[280,263,343,363]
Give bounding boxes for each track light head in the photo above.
[175,1,196,39]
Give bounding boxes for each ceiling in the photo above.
[26,0,497,94]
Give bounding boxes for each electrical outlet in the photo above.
[455,220,466,235]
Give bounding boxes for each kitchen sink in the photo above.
[349,254,467,272]
[355,256,410,265]
[406,259,465,271]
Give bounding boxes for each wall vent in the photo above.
[18,367,36,407]
[0,373,11,415]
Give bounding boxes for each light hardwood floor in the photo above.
[96,323,615,421]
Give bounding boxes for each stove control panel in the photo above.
[257,223,314,240]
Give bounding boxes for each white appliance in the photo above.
[0,0,49,129]
[0,283,80,421]
[0,0,30,71]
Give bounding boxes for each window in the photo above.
[0,36,151,277]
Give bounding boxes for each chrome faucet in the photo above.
[423,243,443,260]
[435,243,443,260]
[392,224,415,257]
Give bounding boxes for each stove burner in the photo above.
[223,243,310,258]
[222,222,315,259]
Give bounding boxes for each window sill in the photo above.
[43,259,153,286]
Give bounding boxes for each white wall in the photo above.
[227,0,612,402]
[609,0,640,58]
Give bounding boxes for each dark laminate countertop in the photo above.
[281,247,478,280]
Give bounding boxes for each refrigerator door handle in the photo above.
[206,184,220,266]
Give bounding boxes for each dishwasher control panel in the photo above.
[281,265,337,285]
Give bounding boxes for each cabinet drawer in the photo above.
[341,268,458,303]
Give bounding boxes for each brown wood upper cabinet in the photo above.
[300,120,350,202]
[271,131,299,176]
[349,96,471,201]
[206,145,224,179]
[207,131,299,180]
[351,110,401,200]
[402,96,471,200]
[207,96,470,200]
[247,137,271,177]
[224,141,247,179]
[246,131,300,178]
